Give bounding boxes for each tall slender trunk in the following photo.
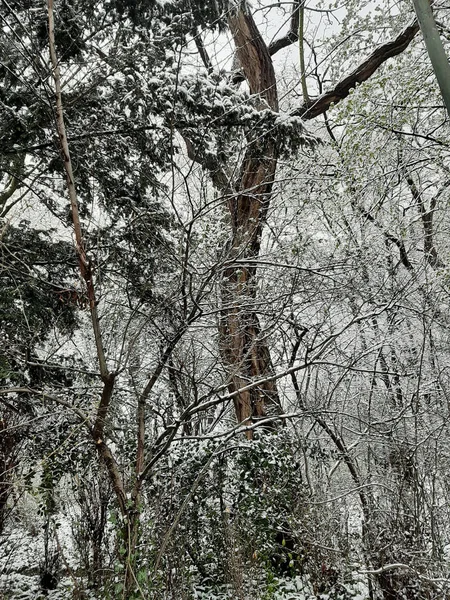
[412,0,450,117]
[47,2,138,594]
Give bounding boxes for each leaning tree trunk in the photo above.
[220,7,281,434]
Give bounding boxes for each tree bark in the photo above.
[294,19,420,120]
[220,6,281,435]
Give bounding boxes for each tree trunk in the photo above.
[412,0,450,117]
[220,6,281,434]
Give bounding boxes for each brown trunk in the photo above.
[221,7,281,434]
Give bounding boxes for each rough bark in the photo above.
[221,7,281,434]
[220,6,423,432]
[268,0,301,57]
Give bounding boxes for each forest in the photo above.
[1,0,450,598]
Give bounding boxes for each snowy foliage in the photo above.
[2,0,450,599]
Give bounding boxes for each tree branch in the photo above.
[0,387,90,424]
[183,135,231,191]
[48,0,108,381]
[293,18,420,120]
[404,170,444,268]
[268,0,301,56]
[194,33,213,74]
[47,0,126,516]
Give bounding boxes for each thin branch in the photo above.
[360,563,450,587]
[403,170,444,268]
[194,33,213,74]
[353,200,413,271]
[298,0,309,102]
[0,387,91,425]
[47,0,108,381]
[47,0,124,516]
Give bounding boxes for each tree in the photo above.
[2,1,450,598]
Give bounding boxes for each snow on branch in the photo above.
[293,18,420,120]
